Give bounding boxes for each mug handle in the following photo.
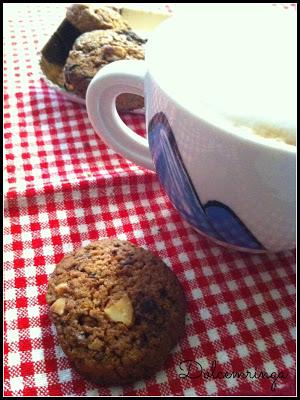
[86,60,155,171]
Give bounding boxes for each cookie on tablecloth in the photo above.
[46,239,186,385]
[63,29,146,111]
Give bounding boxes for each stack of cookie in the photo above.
[40,4,146,111]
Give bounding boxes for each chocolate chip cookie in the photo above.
[40,4,129,89]
[63,29,146,110]
[66,3,129,33]
[46,239,186,385]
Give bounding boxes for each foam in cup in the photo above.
[149,5,296,146]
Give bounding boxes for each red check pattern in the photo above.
[4,4,296,397]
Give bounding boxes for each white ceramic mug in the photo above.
[86,6,296,253]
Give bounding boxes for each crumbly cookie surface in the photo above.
[64,29,146,102]
[66,4,129,32]
[46,239,186,385]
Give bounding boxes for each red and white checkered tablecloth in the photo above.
[3,3,296,397]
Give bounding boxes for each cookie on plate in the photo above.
[46,239,186,385]
[40,4,129,87]
[63,29,146,111]
[66,3,129,32]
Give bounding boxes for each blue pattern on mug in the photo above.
[148,112,264,250]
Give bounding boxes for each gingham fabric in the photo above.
[4,4,296,397]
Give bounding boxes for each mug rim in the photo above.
[145,13,296,155]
